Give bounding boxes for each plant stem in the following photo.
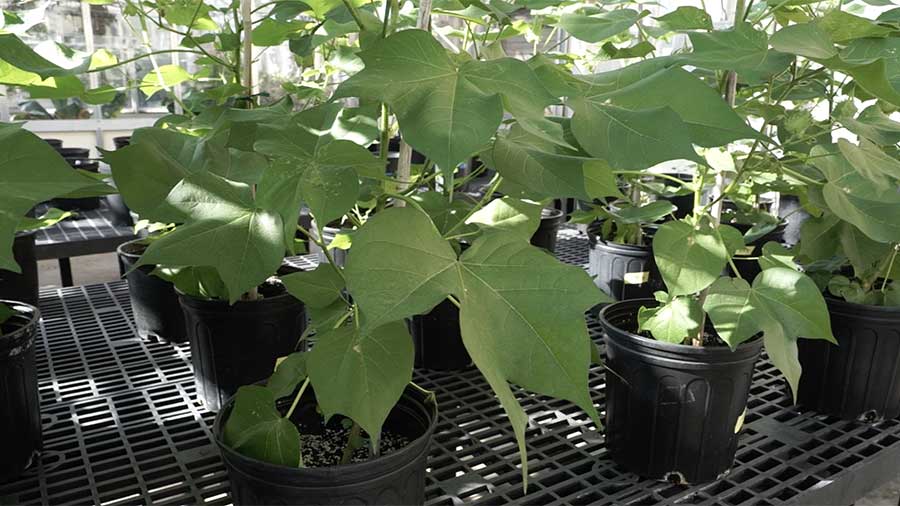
[340,0,367,31]
[443,174,502,238]
[613,170,691,187]
[446,294,461,307]
[297,223,348,284]
[242,0,254,101]
[340,422,362,464]
[881,245,899,293]
[285,377,311,420]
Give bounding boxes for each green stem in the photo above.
[340,422,362,465]
[613,170,691,187]
[285,377,311,420]
[881,245,899,293]
[443,174,502,238]
[446,294,461,307]
[297,224,347,284]
[340,0,367,31]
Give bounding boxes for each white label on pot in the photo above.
[624,272,650,285]
[734,408,747,434]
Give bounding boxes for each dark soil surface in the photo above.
[299,425,410,467]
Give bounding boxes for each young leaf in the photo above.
[466,196,542,240]
[652,220,728,296]
[558,9,645,43]
[223,386,302,467]
[267,352,308,400]
[411,191,475,236]
[679,23,793,80]
[139,64,193,97]
[703,269,836,398]
[817,9,892,43]
[770,23,837,59]
[759,242,799,271]
[655,6,713,31]
[282,265,345,308]
[307,320,413,449]
[637,296,703,344]
[837,138,900,189]
[16,208,72,232]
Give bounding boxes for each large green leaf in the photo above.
[0,123,109,272]
[679,23,793,80]
[411,191,474,236]
[136,173,285,302]
[799,213,890,276]
[570,102,702,169]
[0,34,91,79]
[267,352,308,399]
[652,220,728,296]
[139,64,193,97]
[466,196,542,240]
[334,29,555,177]
[817,9,892,43]
[770,22,837,60]
[558,9,645,43]
[655,6,712,31]
[282,264,345,308]
[837,138,900,189]
[344,208,606,474]
[838,104,900,146]
[638,295,702,344]
[222,386,302,467]
[597,67,761,147]
[307,320,413,448]
[703,269,835,398]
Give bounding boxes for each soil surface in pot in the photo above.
[299,421,410,467]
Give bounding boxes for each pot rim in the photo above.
[213,385,438,477]
[826,295,900,315]
[0,300,40,336]
[599,298,763,358]
[116,238,148,260]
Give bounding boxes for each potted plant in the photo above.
[0,123,112,480]
[203,4,613,501]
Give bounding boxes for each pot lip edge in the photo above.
[826,295,900,315]
[599,299,763,355]
[0,300,41,337]
[212,386,439,476]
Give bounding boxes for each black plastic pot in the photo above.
[43,138,63,149]
[54,161,101,211]
[0,301,41,482]
[408,299,471,371]
[530,208,565,253]
[727,222,787,281]
[117,240,186,344]
[179,286,307,412]
[797,298,900,422]
[600,299,762,484]
[215,384,436,505]
[587,225,661,302]
[113,136,131,149]
[55,147,90,164]
[0,232,39,307]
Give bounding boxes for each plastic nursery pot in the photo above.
[113,136,131,149]
[726,221,787,281]
[530,208,566,253]
[408,298,472,371]
[55,147,90,163]
[0,300,42,482]
[54,161,102,211]
[587,224,662,304]
[179,283,307,412]
[43,138,63,149]
[117,240,186,344]
[599,299,763,484]
[657,172,695,219]
[797,298,900,422]
[214,385,438,506]
[0,232,39,307]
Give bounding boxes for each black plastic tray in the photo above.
[2,230,900,505]
[34,201,136,261]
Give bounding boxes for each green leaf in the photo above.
[608,201,676,224]
[679,23,793,80]
[135,173,285,302]
[0,302,14,325]
[282,264,345,308]
[838,104,900,145]
[345,208,606,476]
[411,191,475,236]
[307,321,413,448]
[139,64,193,97]
[817,9,892,43]
[703,269,835,399]
[655,6,713,31]
[837,138,900,189]
[653,219,728,296]
[267,352,308,399]
[0,34,92,79]
[16,208,72,232]
[638,296,702,344]
[770,22,837,59]
[223,386,302,467]
[759,242,799,271]
[252,19,305,46]
[0,123,108,272]
[334,29,555,176]
[799,213,889,276]
[558,9,646,43]
[571,101,702,170]
[467,196,542,240]
[159,0,218,30]
[488,133,618,200]
[597,67,762,147]
[601,41,655,59]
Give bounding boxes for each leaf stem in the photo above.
[285,377,310,420]
[881,245,899,293]
[340,422,362,464]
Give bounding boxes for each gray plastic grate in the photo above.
[34,202,137,260]
[2,233,900,506]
